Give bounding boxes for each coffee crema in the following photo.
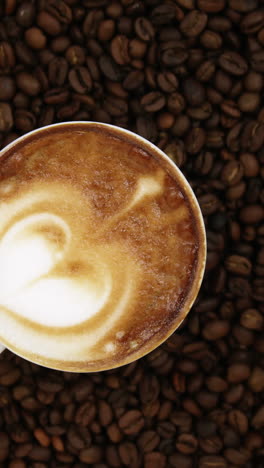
[0,124,205,371]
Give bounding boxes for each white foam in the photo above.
[1,276,112,327]
[0,213,70,298]
[126,172,164,211]
[104,342,115,352]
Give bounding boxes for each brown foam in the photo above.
[0,124,205,371]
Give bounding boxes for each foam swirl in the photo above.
[0,176,162,359]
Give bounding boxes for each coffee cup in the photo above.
[0,122,206,371]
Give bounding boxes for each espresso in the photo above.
[0,123,204,371]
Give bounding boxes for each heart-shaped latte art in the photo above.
[0,171,155,364]
[0,125,200,371]
[0,212,113,327]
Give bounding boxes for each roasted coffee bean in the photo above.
[118,410,144,435]
[240,309,264,330]
[0,76,16,101]
[68,66,92,93]
[200,30,222,49]
[199,455,227,468]
[144,451,166,468]
[65,45,85,66]
[0,42,15,69]
[219,52,248,76]
[198,0,225,13]
[183,78,205,107]
[251,50,264,72]
[176,433,198,454]
[240,204,264,224]
[99,54,122,81]
[241,11,264,34]
[16,72,41,97]
[16,2,36,28]
[48,57,68,87]
[0,102,13,132]
[141,92,166,113]
[135,17,155,42]
[25,27,47,50]
[37,11,61,36]
[15,109,36,132]
[180,10,208,37]
[228,409,248,435]
[79,446,103,464]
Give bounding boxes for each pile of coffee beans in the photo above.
[0,0,264,467]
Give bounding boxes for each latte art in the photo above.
[0,124,204,371]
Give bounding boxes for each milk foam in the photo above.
[0,126,200,370]
[0,176,162,355]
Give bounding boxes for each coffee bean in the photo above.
[135,17,155,42]
[185,127,206,154]
[200,30,222,49]
[249,367,264,393]
[183,78,205,107]
[198,193,221,216]
[8,460,27,468]
[0,431,9,461]
[241,11,264,34]
[0,42,15,69]
[65,45,85,66]
[205,376,228,393]
[141,92,166,113]
[202,320,230,341]
[229,0,258,12]
[118,410,144,435]
[79,446,103,464]
[180,10,208,37]
[99,54,123,81]
[225,255,252,276]
[15,109,36,132]
[238,92,260,112]
[25,27,47,50]
[0,76,16,101]
[240,309,264,330]
[199,455,227,468]
[199,436,223,454]
[118,441,140,466]
[0,102,13,131]
[227,363,251,383]
[110,35,130,65]
[219,52,248,76]
[68,66,92,94]
[137,431,160,453]
[45,0,72,25]
[16,2,36,28]
[239,153,259,177]
[242,120,264,151]
[176,433,198,454]
[228,409,248,435]
[224,447,250,465]
[37,11,61,36]
[83,9,104,38]
[240,204,264,224]
[16,72,40,97]
[93,20,111,42]
[198,0,225,13]
[144,452,166,468]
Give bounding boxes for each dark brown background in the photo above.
[0,1,263,467]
